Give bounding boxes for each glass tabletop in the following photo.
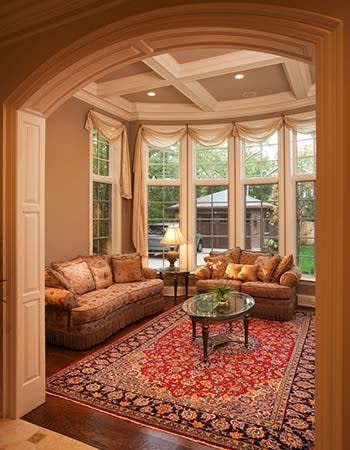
[182,291,255,320]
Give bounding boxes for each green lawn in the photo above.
[298,245,315,275]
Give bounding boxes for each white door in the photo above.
[15,111,45,416]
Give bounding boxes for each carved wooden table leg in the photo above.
[173,275,178,305]
[244,314,250,347]
[191,318,196,341]
[202,324,210,362]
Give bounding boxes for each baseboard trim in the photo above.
[297,294,315,308]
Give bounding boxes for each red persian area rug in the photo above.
[47,307,315,450]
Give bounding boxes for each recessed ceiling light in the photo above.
[234,73,245,80]
[147,91,156,97]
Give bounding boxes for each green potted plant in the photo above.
[210,284,233,305]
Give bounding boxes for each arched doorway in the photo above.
[2,4,343,449]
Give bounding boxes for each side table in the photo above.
[158,268,190,304]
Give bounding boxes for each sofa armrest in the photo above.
[194,266,211,280]
[45,287,79,310]
[279,265,302,288]
[142,267,159,279]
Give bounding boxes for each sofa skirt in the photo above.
[46,293,164,350]
[250,294,297,321]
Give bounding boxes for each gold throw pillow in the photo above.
[224,263,243,280]
[237,264,258,281]
[271,254,294,282]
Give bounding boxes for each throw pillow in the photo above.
[83,254,113,289]
[255,255,281,282]
[112,254,144,283]
[204,255,230,278]
[240,250,273,265]
[224,263,243,280]
[209,247,241,264]
[271,254,294,282]
[58,261,95,295]
[237,264,258,281]
[45,267,66,289]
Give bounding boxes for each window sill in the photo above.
[300,275,315,283]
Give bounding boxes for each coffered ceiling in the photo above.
[75,47,315,121]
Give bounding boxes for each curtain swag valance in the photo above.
[85,110,132,199]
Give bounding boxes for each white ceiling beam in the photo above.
[143,54,217,112]
[178,50,285,81]
[96,72,170,97]
[131,92,315,121]
[282,61,312,99]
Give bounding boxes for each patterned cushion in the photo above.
[196,279,242,293]
[194,266,211,280]
[83,255,113,289]
[204,255,230,279]
[45,267,66,289]
[112,254,144,283]
[224,263,243,280]
[241,281,292,299]
[239,250,273,265]
[209,247,241,264]
[271,254,294,282]
[237,264,258,281]
[255,255,281,282]
[72,279,164,324]
[45,287,79,310]
[59,261,95,295]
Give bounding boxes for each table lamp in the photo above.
[160,226,184,269]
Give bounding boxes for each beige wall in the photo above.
[45,97,90,264]
[46,97,135,264]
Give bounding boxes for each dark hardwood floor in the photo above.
[23,297,213,450]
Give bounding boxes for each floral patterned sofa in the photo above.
[195,248,301,321]
[45,253,164,349]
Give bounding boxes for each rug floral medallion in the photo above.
[47,307,315,449]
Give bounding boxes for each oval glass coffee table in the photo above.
[182,291,255,364]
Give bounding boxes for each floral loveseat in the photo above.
[45,253,164,349]
[195,248,301,321]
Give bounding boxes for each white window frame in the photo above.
[188,135,233,269]
[237,129,284,254]
[143,118,316,274]
[145,136,187,268]
[285,127,316,280]
[89,119,121,255]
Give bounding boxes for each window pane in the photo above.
[295,131,316,175]
[242,132,279,178]
[244,184,279,252]
[147,143,180,180]
[93,182,112,254]
[147,186,180,268]
[92,129,110,176]
[195,186,228,266]
[195,141,228,179]
[296,181,316,275]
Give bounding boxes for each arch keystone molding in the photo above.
[2,4,344,450]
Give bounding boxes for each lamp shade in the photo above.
[160,226,184,246]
